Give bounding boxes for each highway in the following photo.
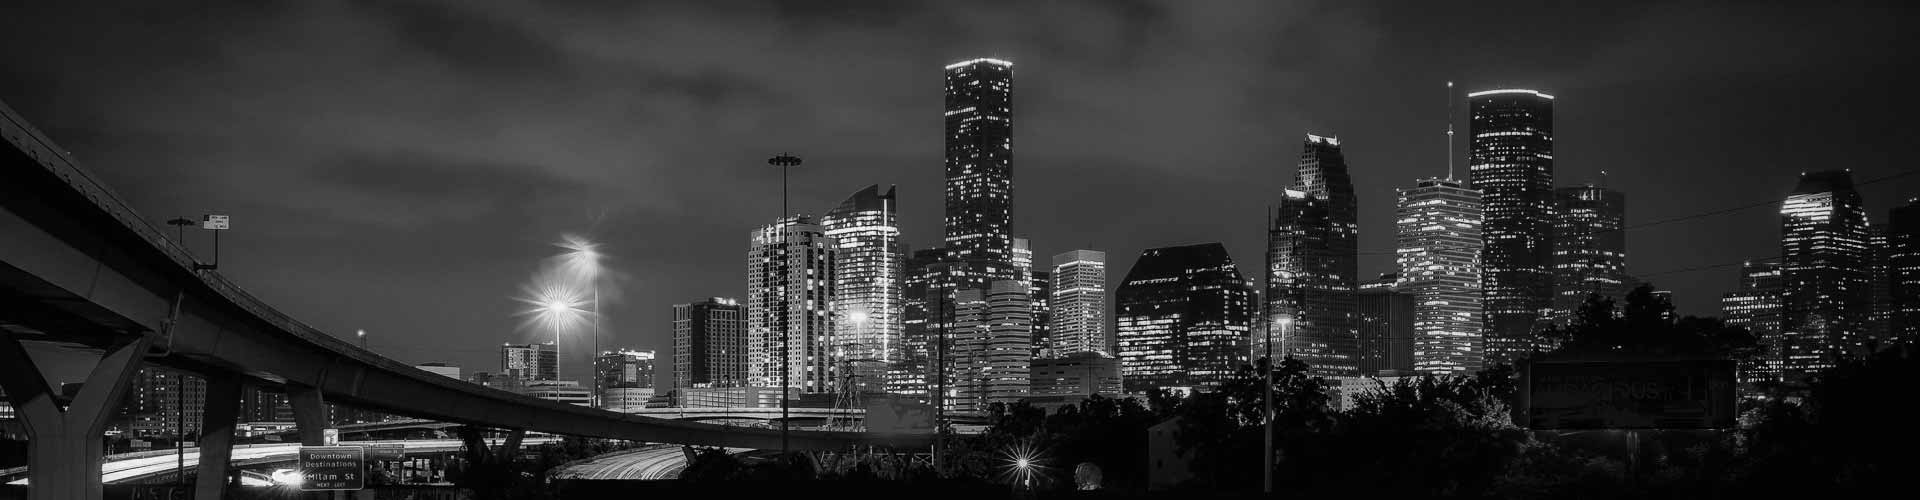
[554,445,751,480]
[4,438,553,486]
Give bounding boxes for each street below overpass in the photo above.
[553,445,751,480]
[2,438,550,486]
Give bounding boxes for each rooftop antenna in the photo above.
[1446,81,1456,180]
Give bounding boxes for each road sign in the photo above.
[322,428,339,446]
[202,214,229,230]
[1518,358,1736,430]
[364,443,405,461]
[298,446,366,491]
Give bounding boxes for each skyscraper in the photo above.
[500,342,557,381]
[1357,276,1416,375]
[1890,198,1920,342]
[1013,237,1034,283]
[673,297,745,389]
[1268,189,1355,376]
[891,249,980,401]
[1468,88,1555,366]
[952,280,1032,413]
[1265,135,1360,377]
[1031,269,1053,359]
[1722,261,1784,384]
[1778,170,1872,381]
[1050,250,1109,356]
[1550,185,1629,325]
[119,368,206,438]
[944,58,1018,282]
[1396,177,1486,375]
[748,216,837,393]
[822,185,902,395]
[1115,243,1255,394]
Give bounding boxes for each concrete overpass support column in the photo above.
[192,375,241,500]
[288,385,329,445]
[495,429,526,462]
[0,332,154,500]
[456,426,489,465]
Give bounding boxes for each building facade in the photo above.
[1357,279,1417,375]
[1550,185,1629,326]
[747,216,838,393]
[595,349,655,398]
[1115,243,1256,394]
[1467,89,1556,366]
[672,297,745,389]
[1778,170,1873,381]
[1028,352,1124,398]
[822,185,903,395]
[499,343,557,381]
[944,58,1019,282]
[1031,269,1053,359]
[951,280,1033,413]
[1050,250,1109,357]
[1890,198,1920,342]
[1268,185,1358,377]
[1722,261,1785,385]
[1395,177,1486,375]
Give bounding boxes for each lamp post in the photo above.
[1265,316,1291,493]
[767,152,802,455]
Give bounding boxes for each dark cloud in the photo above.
[1,1,1914,385]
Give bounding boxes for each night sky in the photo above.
[2,1,1914,386]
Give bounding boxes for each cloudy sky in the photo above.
[3,1,1913,385]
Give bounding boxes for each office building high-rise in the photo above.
[1779,170,1873,381]
[673,297,745,389]
[1050,250,1109,357]
[1869,227,1892,343]
[1468,88,1555,366]
[500,343,557,381]
[822,185,902,395]
[951,280,1032,413]
[1013,237,1034,283]
[1029,352,1123,398]
[1396,177,1486,375]
[1031,269,1053,359]
[1723,261,1785,385]
[1550,185,1629,326]
[1268,188,1358,377]
[748,216,838,393]
[1115,243,1255,394]
[596,349,655,389]
[1890,198,1920,342]
[944,58,1018,282]
[1357,279,1417,375]
[891,249,981,401]
[119,368,206,438]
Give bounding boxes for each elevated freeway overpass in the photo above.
[0,98,932,500]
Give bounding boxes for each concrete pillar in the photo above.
[456,426,490,466]
[287,385,329,446]
[496,428,526,462]
[0,332,154,500]
[193,376,241,500]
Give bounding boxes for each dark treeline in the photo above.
[678,286,1914,498]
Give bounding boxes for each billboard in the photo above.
[864,398,935,433]
[1518,359,1736,430]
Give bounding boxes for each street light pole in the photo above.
[1263,206,1276,494]
[768,152,802,456]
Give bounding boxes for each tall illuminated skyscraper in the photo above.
[1357,275,1416,375]
[891,249,978,401]
[822,185,902,394]
[1115,243,1255,394]
[944,58,1018,281]
[1268,188,1356,376]
[1778,170,1872,381]
[1396,177,1486,375]
[1265,134,1360,377]
[1467,88,1555,366]
[1549,185,1628,325]
[747,216,837,393]
[1722,262,1784,384]
[673,297,745,389]
[1050,250,1108,356]
[1890,198,1920,342]
[1031,269,1053,359]
[952,280,1032,413]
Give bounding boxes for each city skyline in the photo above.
[2,2,1915,385]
